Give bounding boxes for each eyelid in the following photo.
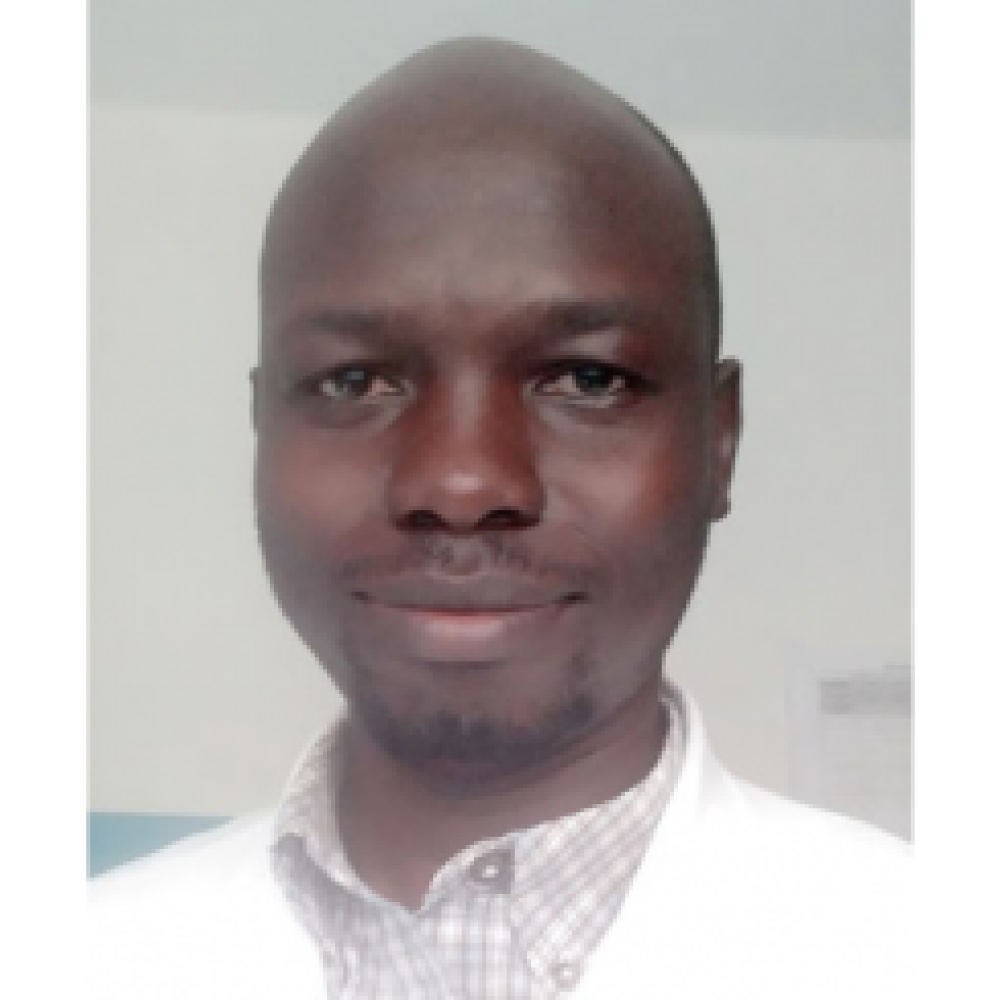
[296,363,407,401]
[533,359,648,397]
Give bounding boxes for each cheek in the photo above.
[255,433,383,553]
[550,423,714,609]
[254,436,388,656]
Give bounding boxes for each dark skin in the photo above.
[253,40,741,909]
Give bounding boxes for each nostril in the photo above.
[478,507,532,531]
[399,506,535,532]
[403,509,448,531]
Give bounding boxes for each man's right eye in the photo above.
[303,366,403,401]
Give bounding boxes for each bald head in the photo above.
[260,38,721,358]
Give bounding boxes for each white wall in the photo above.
[90,102,909,816]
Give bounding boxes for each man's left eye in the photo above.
[537,363,636,401]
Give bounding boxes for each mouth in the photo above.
[350,586,585,661]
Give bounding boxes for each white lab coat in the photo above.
[89,695,912,998]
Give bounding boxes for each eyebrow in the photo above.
[280,308,407,340]
[276,295,666,345]
[527,297,662,338]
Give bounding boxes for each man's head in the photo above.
[253,38,740,788]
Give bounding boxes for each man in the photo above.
[90,38,910,998]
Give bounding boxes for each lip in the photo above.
[353,573,582,611]
[353,584,583,662]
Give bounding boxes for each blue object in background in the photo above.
[88,812,229,877]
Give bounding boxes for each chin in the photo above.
[351,682,597,787]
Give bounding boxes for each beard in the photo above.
[346,658,599,790]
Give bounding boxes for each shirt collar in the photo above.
[271,684,686,924]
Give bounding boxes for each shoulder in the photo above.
[89,811,277,908]
[675,775,911,989]
[681,773,913,959]
[89,812,287,956]
[726,777,910,876]
[88,812,321,997]
[673,688,910,886]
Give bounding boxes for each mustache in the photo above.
[336,533,605,592]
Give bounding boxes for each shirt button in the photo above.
[551,959,581,990]
[468,849,513,889]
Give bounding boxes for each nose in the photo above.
[387,384,544,532]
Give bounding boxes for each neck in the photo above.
[337,674,667,909]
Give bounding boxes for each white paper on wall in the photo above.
[787,654,912,841]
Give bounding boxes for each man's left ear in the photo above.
[710,358,742,521]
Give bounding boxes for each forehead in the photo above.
[261,116,707,343]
